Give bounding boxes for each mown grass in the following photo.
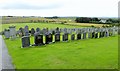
[1,23,83,32]
[2,23,118,69]
[4,35,118,69]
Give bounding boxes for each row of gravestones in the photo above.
[21,26,118,48]
[3,26,118,48]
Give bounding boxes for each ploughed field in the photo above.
[2,23,118,69]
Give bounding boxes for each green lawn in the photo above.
[2,23,118,69]
[4,35,118,69]
[1,23,83,32]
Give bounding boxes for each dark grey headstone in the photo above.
[45,32,53,44]
[19,27,24,36]
[34,32,44,46]
[71,34,75,40]
[31,28,35,36]
[55,33,60,42]
[36,28,40,33]
[22,36,30,48]
[95,32,98,38]
[77,33,81,40]
[83,32,86,39]
[63,33,68,41]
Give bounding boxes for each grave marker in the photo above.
[9,26,16,39]
[4,29,10,39]
[22,36,30,48]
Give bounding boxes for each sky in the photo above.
[0,0,119,17]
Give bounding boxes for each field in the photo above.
[1,22,109,32]
[2,23,118,69]
[65,23,109,27]
[1,23,82,32]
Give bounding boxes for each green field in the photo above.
[1,23,83,32]
[2,23,118,69]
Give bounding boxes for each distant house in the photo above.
[99,19,107,23]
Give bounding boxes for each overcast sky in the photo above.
[0,0,119,17]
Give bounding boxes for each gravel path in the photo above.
[0,35,15,71]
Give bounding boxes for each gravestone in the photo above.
[42,28,47,35]
[45,30,53,44]
[45,33,53,44]
[109,29,113,36]
[31,28,35,36]
[83,29,86,39]
[62,28,68,41]
[34,32,44,46]
[77,29,81,40]
[112,28,115,36]
[4,29,10,39]
[55,33,60,42]
[9,26,16,39]
[95,31,98,38]
[22,36,30,48]
[19,27,24,36]
[55,27,60,42]
[105,29,109,37]
[24,25,29,36]
[63,33,68,41]
[91,29,95,38]
[55,27,60,34]
[88,28,91,39]
[71,34,75,40]
[99,31,102,38]
[102,29,105,37]
[16,30,21,37]
[36,28,40,33]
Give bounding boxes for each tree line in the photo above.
[75,17,119,24]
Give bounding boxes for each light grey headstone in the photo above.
[9,26,16,39]
[24,25,29,36]
[4,29,10,39]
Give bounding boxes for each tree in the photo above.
[75,17,92,23]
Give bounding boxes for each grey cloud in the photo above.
[0,2,63,10]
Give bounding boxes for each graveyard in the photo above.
[1,22,118,69]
